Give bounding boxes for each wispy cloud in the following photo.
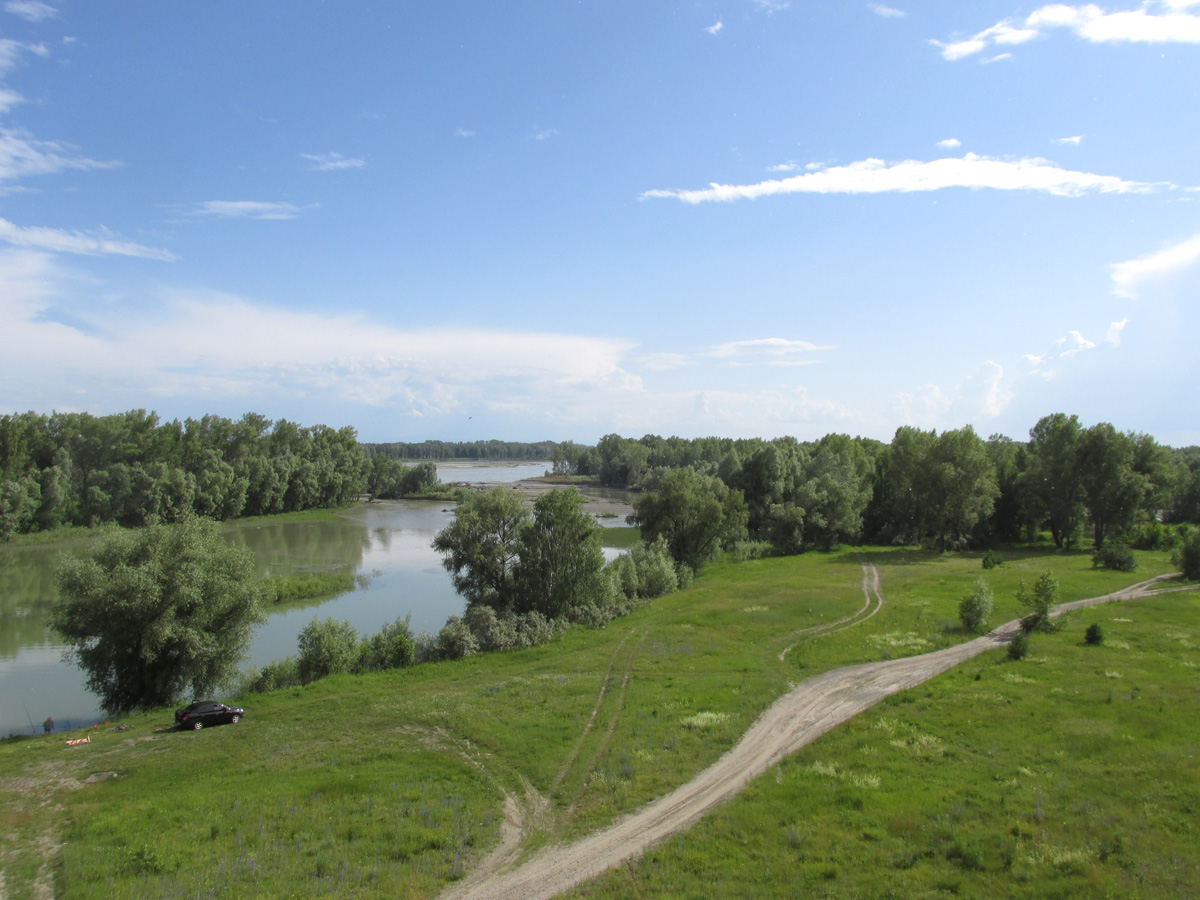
[935,1,1200,61]
[1111,231,1200,298]
[981,52,1014,63]
[531,127,559,141]
[753,0,790,13]
[1106,318,1128,345]
[0,128,121,182]
[706,20,724,35]
[300,152,364,171]
[936,138,961,148]
[710,337,833,366]
[1023,329,1097,379]
[4,1,56,22]
[0,38,46,75]
[1054,135,1084,145]
[0,218,177,260]
[642,153,1162,204]
[191,201,304,220]
[0,87,24,112]
[870,3,906,18]
[454,127,476,138]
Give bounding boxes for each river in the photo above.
[0,464,634,737]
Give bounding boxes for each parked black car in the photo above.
[175,701,244,730]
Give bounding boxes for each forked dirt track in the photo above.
[443,574,1187,900]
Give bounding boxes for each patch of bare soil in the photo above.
[441,574,1186,900]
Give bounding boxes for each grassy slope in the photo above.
[0,545,1191,899]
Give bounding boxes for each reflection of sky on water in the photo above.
[436,462,548,483]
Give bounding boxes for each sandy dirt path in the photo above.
[443,574,1185,900]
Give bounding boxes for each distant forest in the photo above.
[2,409,1198,552]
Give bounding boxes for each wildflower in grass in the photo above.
[680,711,729,730]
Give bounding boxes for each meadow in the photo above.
[0,542,1192,899]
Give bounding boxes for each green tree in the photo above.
[512,488,605,618]
[1078,423,1145,548]
[51,516,266,713]
[1023,413,1085,549]
[631,466,748,571]
[1017,571,1059,633]
[432,487,531,611]
[357,615,417,671]
[1174,529,1200,580]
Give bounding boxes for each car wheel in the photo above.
[192,720,204,730]
[230,714,240,724]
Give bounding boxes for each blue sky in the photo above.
[0,1,1196,445]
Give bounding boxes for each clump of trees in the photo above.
[0,410,373,538]
[51,516,266,713]
[958,578,994,633]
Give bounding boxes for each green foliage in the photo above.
[958,577,994,633]
[1007,629,1030,660]
[50,515,265,713]
[1023,413,1086,550]
[432,487,530,611]
[264,570,356,604]
[1092,541,1137,573]
[1127,521,1182,551]
[242,656,301,693]
[461,605,564,653]
[1085,622,1104,645]
[357,615,417,671]
[424,615,479,661]
[512,488,605,619]
[297,616,359,683]
[631,467,748,571]
[1173,529,1200,580]
[1017,572,1059,633]
[981,548,1002,569]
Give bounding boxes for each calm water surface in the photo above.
[0,464,633,737]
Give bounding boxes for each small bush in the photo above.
[981,549,1003,570]
[297,617,359,683]
[1173,529,1200,581]
[1017,573,1059,633]
[1008,631,1029,661]
[1085,623,1104,645]
[242,656,301,693]
[425,616,478,661]
[958,577,994,633]
[1092,542,1137,573]
[357,615,417,671]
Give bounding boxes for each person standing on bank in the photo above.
[43,716,53,734]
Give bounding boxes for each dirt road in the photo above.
[443,574,1184,900]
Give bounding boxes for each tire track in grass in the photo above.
[778,554,885,661]
[444,574,1190,900]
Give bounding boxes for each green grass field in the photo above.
[0,544,1193,899]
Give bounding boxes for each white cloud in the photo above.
[191,200,304,220]
[4,1,56,21]
[895,359,1013,428]
[0,87,23,112]
[937,1,1200,61]
[0,128,121,182]
[1054,135,1084,145]
[642,153,1162,204]
[1111,231,1200,298]
[937,138,962,148]
[0,218,177,260]
[1056,330,1097,357]
[300,152,364,171]
[981,52,1015,62]
[1023,328,1098,379]
[870,3,906,17]
[706,20,724,34]
[531,127,559,141]
[710,337,832,365]
[753,0,790,13]
[454,127,476,138]
[1106,318,1128,345]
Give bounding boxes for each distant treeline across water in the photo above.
[363,440,558,461]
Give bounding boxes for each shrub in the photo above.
[357,615,417,671]
[1017,572,1059,633]
[958,577,994,633]
[297,617,359,683]
[1127,521,1180,551]
[242,656,301,692]
[1085,623,1104,645]
[1007,631,1029,661]
[1092,542,1137,573]
[426,616,478,661]
[463,605,564,652]
[1173,529,1200,581]
[981,549,1003,570]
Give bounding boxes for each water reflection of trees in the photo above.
[221,519,371,579]
[0,546,62,658]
